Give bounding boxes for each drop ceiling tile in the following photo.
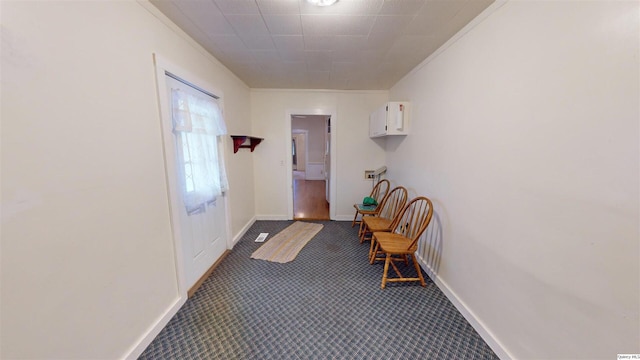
[272,36,305,52]
[151,0,496,90]
[213,0,260,14]
[393,34,431,50]
[218,50,259,63]
[226,62,263,77]
[279,50,308,61]
[282,61,308,72]
[404,13,445,36]
[289,73,311,88]
[199,14,237,36]
[404,0,465,35]
[301,15,374,37]
[364,32,397,51]
[418,0,465,19]
[333,48,385,65]
[306,57,333,72]
[304,50,333,63]
[329,76,349,89]
[304,35,334,51]
[300,15,342,35]
[433,0,492,42]
[447,0,494,32]
[150,1,212,41]
[346,75,384,90]
[331,50,363,62]
[209,35,249,52]
[335,15,376,35]
[263,15,303,35]
[188,32,218,53]
[262,79,294,88]
[306,71,331,87]
[366,29,398,42]
[374,62,407,81]
[360,48,390,62]
[300,0,384,15]
[251,50,281,62]
[331,35,368,51]
[242,77,262,87]
[174,0,223,18]
[331,61,360,77]
[201,44,225,59]
[379,0,425,15]
[259,62,307,80]
[258,62,290,76]
[149,0,180,17]
[225,14,270,35]
[256,0,301,14]
[240,35,276,50]
[369,15,412,35]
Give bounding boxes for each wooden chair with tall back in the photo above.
[359,186,408,247]
[351,179,390,228]
[371,196,434,289]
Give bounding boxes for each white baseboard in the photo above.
[255,215,290,220]
[333,215,353,221]
[415,255,513,360]
[123,295,186,359]
[305,175,325,180]
[231,216,256,247]
[254,215,353,222]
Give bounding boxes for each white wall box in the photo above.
[369,101,410,138]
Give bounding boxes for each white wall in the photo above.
[251,90,388,220]
[0,1,253,359]
[388,1,639,359]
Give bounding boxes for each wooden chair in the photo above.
[359,185,407,248]
[351,179,390,228]
[371,196,433,289]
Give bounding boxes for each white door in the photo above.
[293,133,306,171]
[164,75,228,289]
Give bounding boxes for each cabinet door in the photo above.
[386,102,409,136]
[369,104,387,137]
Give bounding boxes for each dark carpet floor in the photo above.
[139,220,498,359]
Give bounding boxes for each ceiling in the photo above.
[150,0,494,90]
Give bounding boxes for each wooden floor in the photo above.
[293,171,329,220]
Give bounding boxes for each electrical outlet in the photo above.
[364,170,374,179]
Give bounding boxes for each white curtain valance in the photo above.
[171,88,228,215]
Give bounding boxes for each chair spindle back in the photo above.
[392,196,434,249]
[377,186,408,221]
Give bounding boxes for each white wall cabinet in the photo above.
[369,101,410,138]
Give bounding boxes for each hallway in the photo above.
[293,171,329,220]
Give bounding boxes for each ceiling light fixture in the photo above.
[307,0,338,6]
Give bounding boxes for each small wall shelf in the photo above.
[230,135,263,153]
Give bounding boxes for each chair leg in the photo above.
[370,241,380,264]
[381,253,391,289]
[368,236,376,261]
[412,254,426,287]
[358,221,366,242]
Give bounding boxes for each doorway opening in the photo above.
[291,114,330,220]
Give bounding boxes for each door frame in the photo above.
[286,109,337,220]
[131,53,233,360]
